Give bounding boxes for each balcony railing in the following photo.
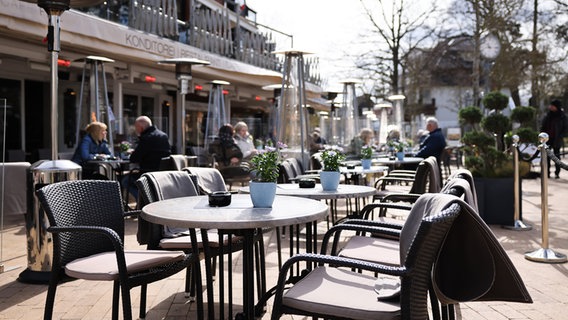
[77,0,322,86]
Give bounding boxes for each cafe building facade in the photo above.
[0,0,324,162]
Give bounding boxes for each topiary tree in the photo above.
[482,91,509,111]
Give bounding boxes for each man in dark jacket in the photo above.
[124,116,171,198]
[540,100,568,179]
[415,117,447,164]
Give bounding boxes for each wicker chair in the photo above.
[36,180,195,320]
[271,193,462,320]
[135,170,223,319]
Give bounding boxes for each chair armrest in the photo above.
[374,176,415,190]
[48,225,129,273]
[320,223,402,255]
[273,253,407,302]
[381,193,422,204]
[358,202,412,220]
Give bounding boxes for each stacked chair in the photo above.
[270,191,532,320]
[36,180,196,320]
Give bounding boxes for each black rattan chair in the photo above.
[271,193,462,320]
[36,180,196,320]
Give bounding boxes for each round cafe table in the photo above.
[141,194,327,320]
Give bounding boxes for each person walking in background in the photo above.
[234,121,259,160]
[414,117,447,163]
[123,116,171,198]
[540,99,568,179]
[71,121,112,179]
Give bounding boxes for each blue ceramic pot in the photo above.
[249,181,277,208]
[320,171,341,191]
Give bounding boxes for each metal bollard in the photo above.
[525,133,567,263]
[503,135,532,230]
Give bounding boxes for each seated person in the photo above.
[348,128,374,158]
[309,127,327,155]
[414,117,447,163]
[234,121,259,160]
[123,116,171,199]
[209,124,250,179]
[71,121,112,179]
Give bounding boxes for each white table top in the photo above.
[373,157,423,164]
[141,194,328,229]
[239,183,377,200]
[340,165,389,175]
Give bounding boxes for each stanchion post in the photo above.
[525,132,567,263]
[503,135,532,230]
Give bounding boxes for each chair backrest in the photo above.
[159,154,189,171]
[408,156,441,195]
[36,180,125,265]
[136,171,199,244]
[394,193,462,318]
[279,161,295,183]
[441,172,478,211]
[183,167,228,194]
[446,168,478,210]
[286,158,304,176]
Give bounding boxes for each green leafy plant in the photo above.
[250,142,287,182]
[360,145,373,159]
[119,141,131,152]
[459,91,533,178]
[321,147,345,171]
[387,140,408,152]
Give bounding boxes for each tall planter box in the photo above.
[474,177,515,225]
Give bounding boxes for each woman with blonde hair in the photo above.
[71,121,112,178]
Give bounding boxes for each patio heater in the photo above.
[262,84,283,146]
[338,79,361,147]
[204,80,230,155]
[388,94,406,140]
[157,58,210,154]
[273,49,313,168]
[75,55,116,153]
[374,102,392,145]
[18,0,102,284]
[325,91,341,145]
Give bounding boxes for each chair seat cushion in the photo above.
[65,250,186,281]
[282,266,400,320]
[339,236,400,266]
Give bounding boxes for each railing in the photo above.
[76,0,322,86]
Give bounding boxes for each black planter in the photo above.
[473,177,515,225]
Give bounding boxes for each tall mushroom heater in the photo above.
[18,0,102,284]
[157,58,210,155]
[274,49,313,168]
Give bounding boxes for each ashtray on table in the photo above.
[208,191,232,207]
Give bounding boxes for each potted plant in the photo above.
[459,91,534,225]
[387,140,408,161]
[360,145,373,169]
[320,147,345,191]
[249,143,285,207]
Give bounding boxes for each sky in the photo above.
[246,0,451,93]
[246,0,374,92]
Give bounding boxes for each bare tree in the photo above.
[355,0,439,96]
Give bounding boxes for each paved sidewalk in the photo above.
[1,175,567,319]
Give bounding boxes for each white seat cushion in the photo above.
[65,250,185,281]
[282,266,400,320]
[339,236,400,266]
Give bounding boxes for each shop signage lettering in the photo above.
[125,34,175,56]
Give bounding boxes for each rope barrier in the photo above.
[524,132,567,263]
[545,147,568,171]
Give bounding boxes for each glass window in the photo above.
[0,78,22,155]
